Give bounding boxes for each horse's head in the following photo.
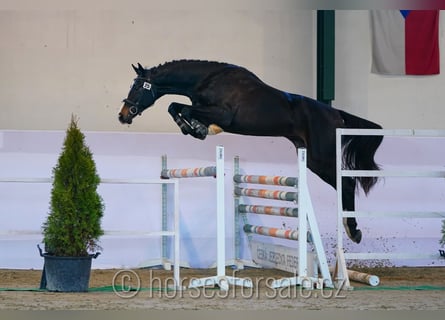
[118,63,156,124]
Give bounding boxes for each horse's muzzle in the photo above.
[118,113,132,124]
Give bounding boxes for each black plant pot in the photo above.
[38,245,100,292]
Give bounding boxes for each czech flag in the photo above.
[370,10,440,75]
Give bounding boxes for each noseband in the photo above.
[123,78,155,115]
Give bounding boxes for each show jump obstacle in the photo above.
[335,129,445,289]
[234,148,333,289]
[161,145,253,290]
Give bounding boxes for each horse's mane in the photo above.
[149,59,231,75]
[144,59,266,89]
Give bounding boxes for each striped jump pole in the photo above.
[161,166,216,179]
[243,224,299,241]
[234,186,298,202]
[238,204,298,217]
[233,174,297,187]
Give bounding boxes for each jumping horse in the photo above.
[119,60,383,243]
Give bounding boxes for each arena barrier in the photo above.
[335,129,445,289]
[234,148,333,289]
[161,145,253,290]
[0,177,182,289]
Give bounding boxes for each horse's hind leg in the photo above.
[342,177,362,243]
[168,103,208,140]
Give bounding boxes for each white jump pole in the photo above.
[329,267,380,286]
[216,145,226,280]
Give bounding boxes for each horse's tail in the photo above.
[338,110,383,195]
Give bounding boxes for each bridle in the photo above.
[122,77,156,116]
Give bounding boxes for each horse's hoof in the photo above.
[190,129,207,140]
[352,229,362,244]
[190,119,208,140]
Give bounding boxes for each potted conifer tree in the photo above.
[38,115,104,292]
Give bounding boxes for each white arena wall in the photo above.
[1,130,444,269]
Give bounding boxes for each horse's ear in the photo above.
[132,63,145,75]
[132,64,139,74]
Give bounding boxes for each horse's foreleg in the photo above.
[168,103,193,135]
[167,103,208,140]
[342,177,362,243]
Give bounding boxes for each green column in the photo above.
[317,10,335,106]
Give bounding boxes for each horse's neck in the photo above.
[153,78,195,98]
[152,62,226,99]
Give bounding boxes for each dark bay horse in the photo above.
[119,60,383,243]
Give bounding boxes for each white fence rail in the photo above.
[0,178,179,237]
[0,177,180,285]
